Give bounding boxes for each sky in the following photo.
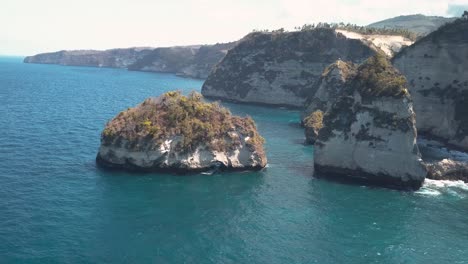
[1,0,467,56]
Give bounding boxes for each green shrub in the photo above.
[351,54,408,99]
[304,110,324,131]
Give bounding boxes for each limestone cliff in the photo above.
[96,91,267,172]
[393,18,468,150]
[314,54,427,189]
[201,29,377,107]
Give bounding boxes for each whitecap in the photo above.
[423,179,468,191]
[415,188,441,196]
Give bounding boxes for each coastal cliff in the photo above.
[314,54,427,189]
[201,29,376,107]
[23,48,153,68]
[96,91,267,172]
[127,42,236,79]
[24,42,236,79]
[201,28,411,107]
[393,18,468,150]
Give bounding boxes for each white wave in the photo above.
[415,188,441,196]
[417,179,468,198]
[423,179,468,191]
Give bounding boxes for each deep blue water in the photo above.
[1,56,468,263]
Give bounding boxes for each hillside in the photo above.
[368,14,456,35]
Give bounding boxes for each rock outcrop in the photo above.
[302,60,357,121]
[425,159,468,182]
[24,42,236,79]
[314,54,427,189]
[201,28,377,107]
[96,91,267,172]
[393,18,468,150]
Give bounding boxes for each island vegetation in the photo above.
[102,91,265,155]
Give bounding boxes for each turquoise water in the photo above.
[1,56,468,263]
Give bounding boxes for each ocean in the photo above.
[1,56,467,263]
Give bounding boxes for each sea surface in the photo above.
[1,56,467,263]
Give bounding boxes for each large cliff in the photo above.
[24,42,236,79]
[96,91,267,172]
[393,18,468,150]
[314,54,427,190]
[201,28,411,107]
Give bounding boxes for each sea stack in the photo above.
[96,91,267,172]
[314,54,427,189]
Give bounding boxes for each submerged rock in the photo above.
[314,54,427,190]
[393,18,468,150]
[425,159,468,182]
[96,91,267,172]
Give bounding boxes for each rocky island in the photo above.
[313,54,427,189]
[96,91,267,172]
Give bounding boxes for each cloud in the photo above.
[2,0,467,55]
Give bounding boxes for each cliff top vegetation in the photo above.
[351,54,408,99]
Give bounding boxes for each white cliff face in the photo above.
[202,29,376,107]
[97,132,265,171]
[393,19,468,150]
[314,91,427,189]
[336,30,413,57]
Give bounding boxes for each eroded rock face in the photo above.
[425,159,468,182]
[201,29,377,107]
[97,91,267,172]
[302,60,357,122]
[314,55,427,189]
[393,19,468,150]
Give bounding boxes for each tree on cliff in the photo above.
[463,11,468,20]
